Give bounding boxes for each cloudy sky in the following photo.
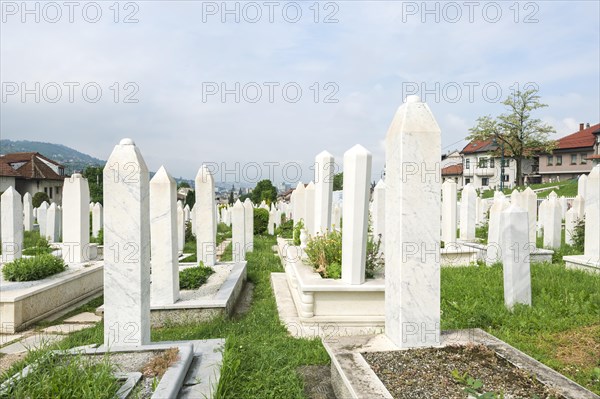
[2,1,599,185]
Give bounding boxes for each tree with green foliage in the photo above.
[82,165,104,204]
[178,181,190,189]
[467,89,556,186]
[228,190,235,205]
[251,179,277,205]
[32,192,50,208]
[333,173,343,191]
[185,190,195,209]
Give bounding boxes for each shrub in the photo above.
[23,230,50,250]
[475,221,489,244]
[305,230,343,279]
[275,219,293,239]
[185,221,195,243]
[32,192,50,208]
[572,218,585,253]
[253,208,269,235]
[293,220,304,246]
[366,234,384,278]
[2,254,67,282]
[179,263,215,290]
[91,228,104,245]
[22,246,53,256]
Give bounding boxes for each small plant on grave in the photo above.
[2,254,66,282]
[179,262,215,290]
[451,369,501,399]
[292,219,304,246]
[304,230,343,279]
[275,218,293,239]
[571,218,585,253]
[142,348,180,379]
[184,220,195,243]
[365,234,384,278]
[475,220,489,244]
[23,230,51,250]
[21,246,53,256]
[91,228,104,245]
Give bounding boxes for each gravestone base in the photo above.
[441,243,480,267]
[96,261,246,327]
[324,329,598,399]
[63,339,224,398]
[460,241,554,264]
[563,255,600,274]
[273,238,384,337]
[0,261,103,333]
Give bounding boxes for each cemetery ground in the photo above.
[481,179,578,199]
[1,234,599,397]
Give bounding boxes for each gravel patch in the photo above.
[178,264,233,301]
[363,344,558,399]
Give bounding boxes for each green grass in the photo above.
[3,234,598,396]
[481,179,578,199]
[0,350,119,399]
[442,262,600,393]
[179,263,214,290]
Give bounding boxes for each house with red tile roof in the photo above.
[539,122,600,182]
[459,139,539,190]
[0,152,66,204]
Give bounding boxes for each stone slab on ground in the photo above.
[271,273,384,338]
[41,323,95,335]
[68,338,224,398]
[0,333,63,354]
[0,334,23,347]
[64,312,102,324]
[323,329,599,399]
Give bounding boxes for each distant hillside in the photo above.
[0,139,104,173]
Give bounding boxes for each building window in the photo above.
[489,158,495,168]
[465,178,471,184]
[478,158,488,168]
[547,156,553,166]
[59,167,64,176]
[503,174,510,182]
[571,154,577,165]
[556,155,562,166]
[465,159,470,170]
[502,159,510,167]
[482,178,489,186]
[55,187,60,195]
[581,154,587,164]
[49,187,53,199]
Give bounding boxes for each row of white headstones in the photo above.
[443,174,592,250]
[3,96,598,350]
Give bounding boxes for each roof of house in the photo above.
[461,139,497,154]
[0,159,21,177]
[441,164,463,176]
[555,123,600,150]
[0,152,65,180]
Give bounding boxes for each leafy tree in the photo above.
[177,181,190,189]
[185,190,195,209]
[82,165,104,204]
[228,190,235,205]
[333,173,343,191]
[251,179,277,205]
[32,192,50,208]
[467,89,555,186]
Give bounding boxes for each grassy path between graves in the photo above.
[1,234,599,396]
